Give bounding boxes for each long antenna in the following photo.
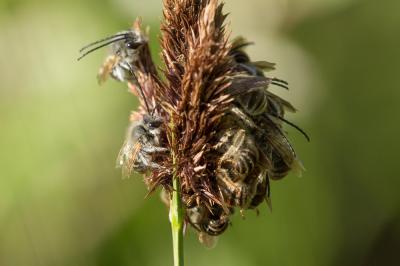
[272,115,310,142]
[126,63,151,114]
[77,36,127,61]
[79,33,128,52]
[271,78,289,90]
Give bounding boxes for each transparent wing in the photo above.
[116,139,142,177]
[198,233,219,249]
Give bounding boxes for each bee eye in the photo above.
[126,41,141,49]
[149,121,161,128]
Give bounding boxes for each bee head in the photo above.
[143,114,163,129]
[78,30,146,61]
[78,29,151,114]
[124,31,146,50]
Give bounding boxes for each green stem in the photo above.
[169,121,184,266]
[170,171,184,266]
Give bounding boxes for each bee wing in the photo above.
[252,61,276,72]
[263,117,302,177]
[116,139,142,177]
[97,55,120,85]
[198,233,219,249]
[266,90,297,113]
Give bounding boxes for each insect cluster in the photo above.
[79,0,307,247]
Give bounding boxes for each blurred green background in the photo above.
[1,0,399,265]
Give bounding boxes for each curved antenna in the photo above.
[273,115,310,142]
[126,63,151,114]
[79,33,128,52]
[271,78,289,90]
[77,36,127,61]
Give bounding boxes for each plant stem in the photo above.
[169,122,184,266]
[170,171,184,266]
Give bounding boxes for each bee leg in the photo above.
[147,161,164,170]
[141,146,168,153]
[216,169,253,208]
[137,152,164,170]
[110,62,130,82]
[230,106,259,129]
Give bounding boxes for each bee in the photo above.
[213,117,269,209]
[160,189,230,246]
[255,115,306,180]
[186,205,231,248]
[229,36,290,90]
[229,37,300,122]
[208,38,310,212]
[248,171,271,210]
[78,28,167,176]
[116,114,168,176]
[229,36,310,174]
[78,29,147,84]
[186,205,230,236]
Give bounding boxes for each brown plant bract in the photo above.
[157,0,238,208]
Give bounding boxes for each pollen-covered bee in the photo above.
[214,128,260,208]
[212,112,272,210]
[78,28,147,84]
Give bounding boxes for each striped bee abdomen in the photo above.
[237,87,269,116]
[218,129,260,177]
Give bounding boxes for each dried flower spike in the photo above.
[157,0,308,238]
[79,0,308,262]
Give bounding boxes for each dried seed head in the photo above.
[82,0,307,240]
[156,0,236,208]
[127,1,307,235]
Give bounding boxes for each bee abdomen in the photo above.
[218,130,260,177]
[220,148,258,178]
[237,88,269,116]
[201,216,229,236]
[270,154,291,180]
[249,173,270,209]
[187,206,230,236]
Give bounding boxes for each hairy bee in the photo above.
[78,29,147,84]
[229,36,310,179]
[229,37,294,118]
[213,116,270,209]
[116,114,168,176]
[208,37,310,212]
